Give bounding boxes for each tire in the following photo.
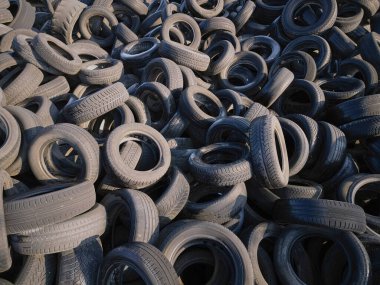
[33,33,82,75]
[272,79,325,119]
[199,16,236,36]
[120,37,160,68]
[5,106,43,176]
[51,0,87,44]
[161,13,201,50]
[19,96,59,127]
[337,174,380,234]
[282,35,331,73]
[12,34,62,76]
[273,199,366,233]
[335,2,363,33]
[101,189,159,249]
[179,85,226,128]
[271,178,323,199]
[68,41,109,61]
[204,40,235,75]
[98,243,179,285]
[126,96,151,125]
[142,167,189,227]
[104,123,171,189]
[255,67,294,108]
[142,57,184,98]
[11,203,106,255]
[214,89,244,116]
[327,26,357,59]
[230,0,255,32]
[219,51,268,97]
[28,123,100,184]
[0,171,11,273]
[157,220,254,285]
[78,7,117,47]
[115,22,138,44]
[15,255,56,285]
[301,122,346,182]
[4,181,96,234]
[318,76,365,102]
[33,76,70,99]
[134,82,176,131]
[184,182,247,224]
[241,222,282,285]
[249,115,289,189]
[339,116,380,141]
[160,111,189,138]
[0,9,12,24]
[159,40,211,72]
[338,58,378,95]
[279,117,309,176]
[120,0,148,16]
[1,63,43,105]
[286,114,321,167]
[206,116,250,144]
[274,226,370,285]
[79,59,124,85]
[0,107,21,170]
[185,0,223,18]
[63,82,129,125]
[330,94,380,125]
[57,237,102,285]
[8,0,35,29]
[241,35,281,66]
[269,51,317,81]
[244,102,270,122]
[189,143,253,186]
[281,0,337,38]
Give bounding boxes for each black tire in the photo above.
[338,58,378,95]
[318,76,365,102]
[184,182,247,224]
[134,82,176,131]
[241,35,281,66]
[8,0,35,29]
[189,142,253,186]
[142,57,184,98]
[269,51,317,81]
[79,59,124,85]
[98,242,179,285]
[271,178,323,199]
[241,222,282,285]
[142,167,189,227]
[33,33,82,75]
[120,37,160,68]
[104,123,171,189]
[272,79,325,119]
[100,189,159,249]
[301,122,346,182]
[63,83,129,125]
[157,220,254,285]
[281,0,337,38]
[255,67,294,108]
[219,51,268,97]
[279,117,309,176]
[179,85,226,128]
[0,107,21,170]
[15,255,56,285]
[0,171,11,273]
[249,115,289,189]
[57,237,102,285]
[51,0,87,44]
[28,123,99,184]
[11,203,106,255]
[206,116,250,144]
[282,35,331,73]
[274,226,370,285]
[33,76,70,99]
[273,199,366,233]
[185,0,223,18]
[1,63,44,105]
[78,7,117,47]
[4,181,96,234]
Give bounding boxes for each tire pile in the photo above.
[0,0,380,284]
